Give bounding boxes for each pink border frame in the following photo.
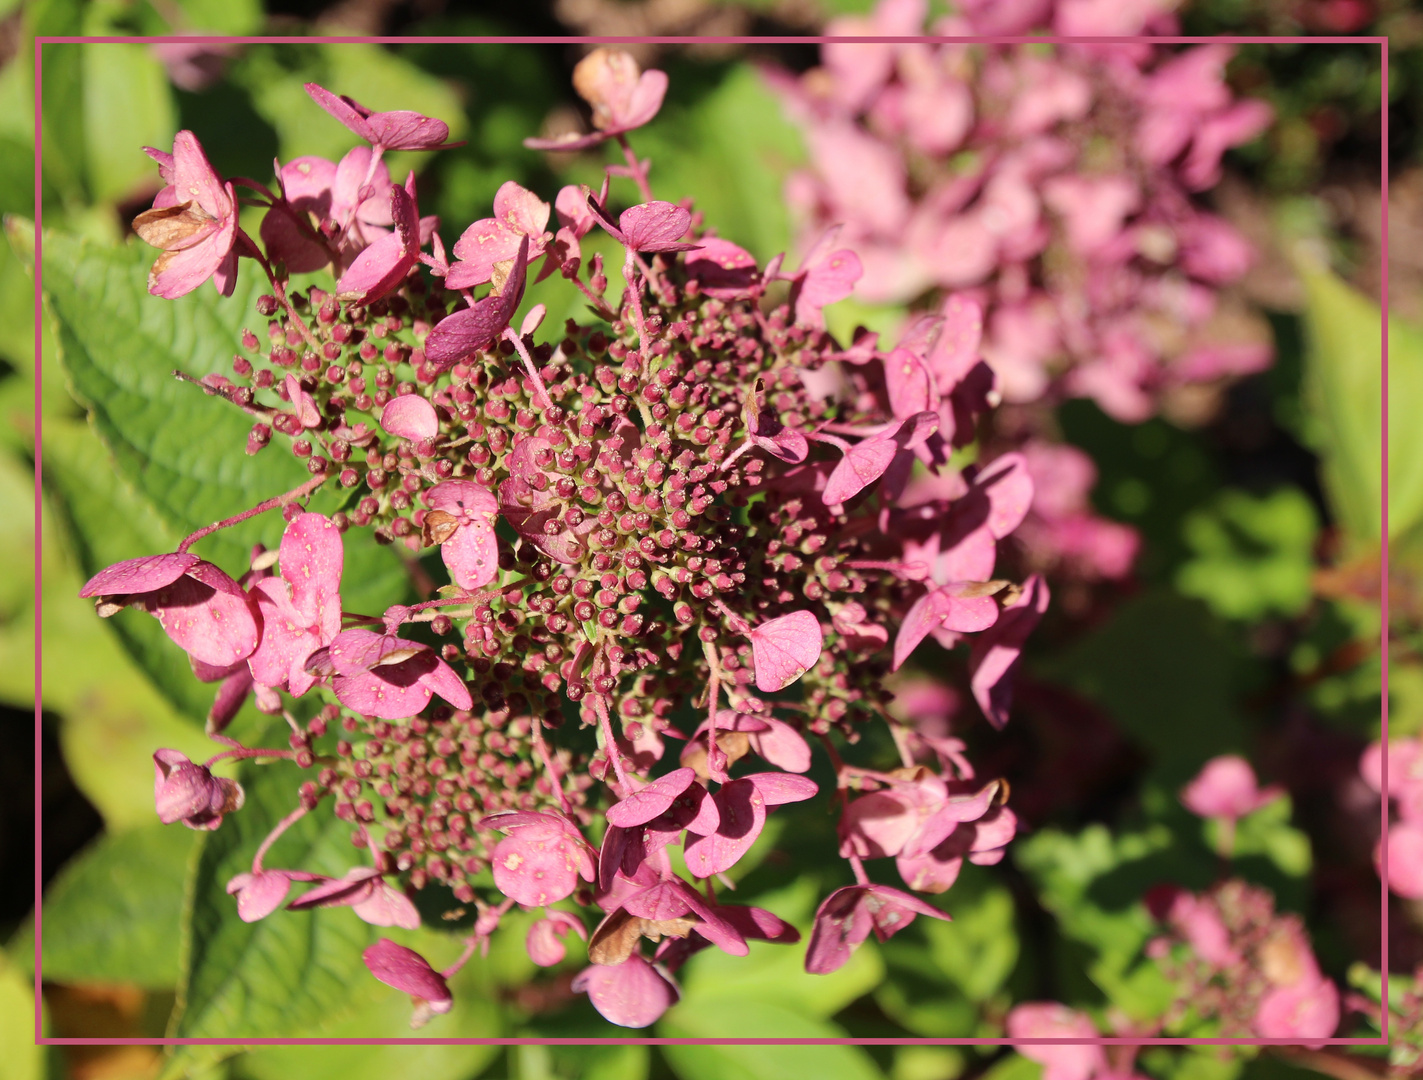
[30,31,1388,1058]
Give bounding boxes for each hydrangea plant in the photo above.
[78,50,1044,1029]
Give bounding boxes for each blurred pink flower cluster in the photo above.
[768,0,1274,427]
[1360,735,1423,900]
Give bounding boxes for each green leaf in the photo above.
[1033,590,1248,785]
[1387,312,1423,543]
[1175,488,1319,621]
[81,43,177,205]
[509,1043,649,1080]
[173,756,377,1040]
[1296,258,1386,540]
[40,824,196,988]
[660,999,885,1080]
[169,0,262,34]
[235,987,502,1080]
[0,952,43,1080]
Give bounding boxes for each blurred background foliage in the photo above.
[0,0,1415,1077]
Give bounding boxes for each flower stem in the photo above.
[616,135,654,203]
[593,692,631,794]
[177,473,329,554]
[503,328,556,412]
[251,801,314,873]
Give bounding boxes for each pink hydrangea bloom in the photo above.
[1005,1003,1106,1080]
[805,882,951,975]
[525,49,668,151]
[1180,755,1283,821]
[133,131,239,298]
[153,749,243,830]
[446,181,552,290]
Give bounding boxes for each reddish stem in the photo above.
[177,472,329,554]
[251,801,314,873]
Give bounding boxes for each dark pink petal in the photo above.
[969,574,1049,729]
[683,778,767,878]
[227,870,293,922]
[743,772,818,806]
[805,885,876,975]
[685,238,758,300]
[862,883,952,942]
[288,867,381,909]
[572,955,678,1029]
[721,905,799,944]
[527,909,587,966]
[380,394,438,441]
[249,579,318,694]
[80,552,198,597]
[823,437,898,506]
[363,938,453,1012]
[153,749,218,824]
[894,583,1001,671]
[617,201,697,253]
[749,610,823,692]
[424,235,529,369]
[208,663,254,731]
[148,570,260,668]
[750,426,810,464]
[606,767,696,827]
[672,883,748,957]
[621,880,691,922]
[336,228,405,303]
[904,783,1002,858]
[259,200,331,275]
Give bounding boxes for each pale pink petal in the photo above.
[227,870,293,922]
[823,437,898,506]
[352,880,422,929]
[894,583,1002,671]
[380,394,438,441]
[1007,1003,1105,1080]
[749,610,823,692]
[1253,978,1339,1043]
[527,910,587,966]
[491,831,585,907]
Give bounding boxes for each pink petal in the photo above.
[527,910,587,966]
[617,201,696,253]
[1180,755,1267,820]
[287,867,381,909]
[441,521,499,591]
[894,583,1001,671]
[249,579,320,694]
[494,180,551,237]
[1253,978,1339,1043]
[685,237,758,300]
[448,218,522,289]
[572,955,678,1029]
[606,767,696,827]
[351,880,422,929]
[305,83,375,142]
[417,654,473,711]
[975,453,1035,539]
[283,374,321,430]
[616,69,669,132]
[279,512,344,629]
[363,938,453,1011]
[931,293,984,386]
[749,610,823,692]
[969,574,1049,729]
[148,571,260,668]
[683,778,767,878]
[1382,822,1423,899]
[171,130,229,220]
[743,772,818,806]
[884,347,935,420]
[841,791,918,859]
[80,552,198,597]
[492,832,584,907]
[1007,1004,1105,1080]
[260,201,331,275]
[335,228,407,303]
[380,394,438,441]
[794,248,862,328]
[823,437,899,506]
[805,886,876,975]
[745,717,812,773]
[277,155,336,215]
[147,209,237,299]
[227,870,293,922]
[332,667,434,720]
[424,235,529,369]
[363,110,451,152]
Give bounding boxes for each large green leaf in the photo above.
[42,230,305,574]
[40,824,196,989]
[172,756,379,1042]
[661,999,884,1080]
